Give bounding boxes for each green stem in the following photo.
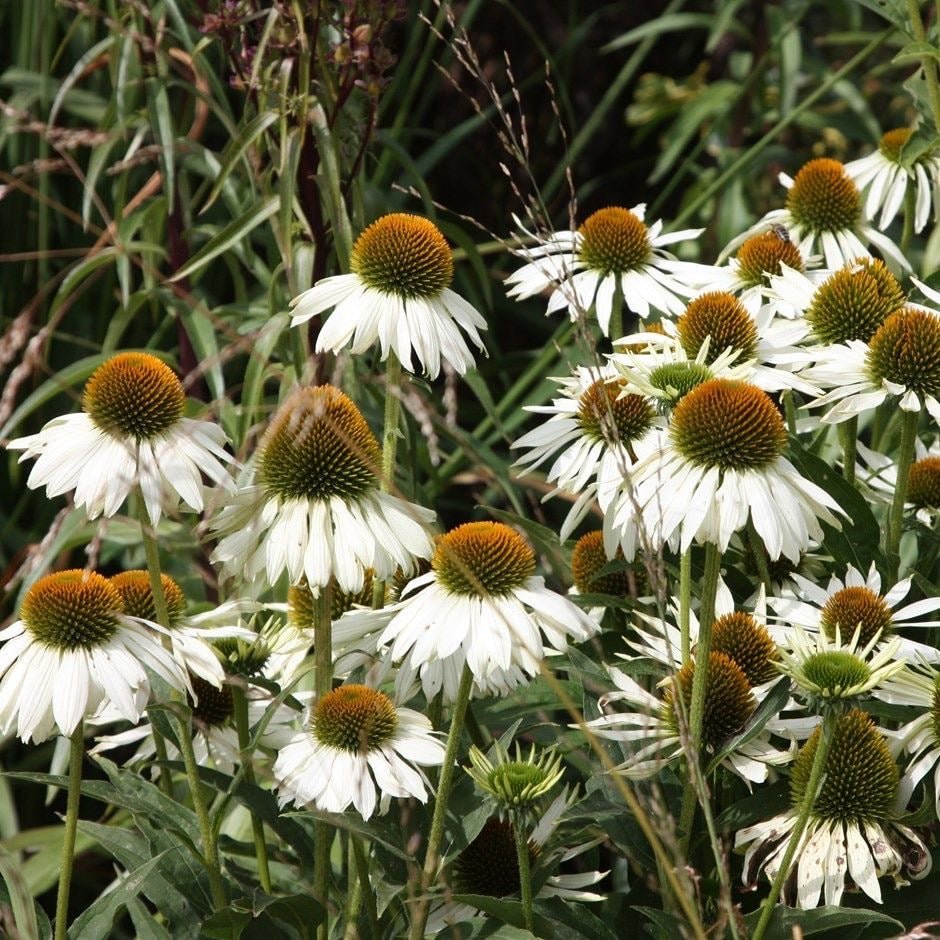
[751,717,833,940]
[782,390,798,438]
[232,686,272,893]
[679,547,692,663]
[309,101,354,269]
[53,722,83,940]
[839,416,858,487]
[175,714,228,909]
[313,584,334,939]
[887,409,920,579]
[906,0,940,133]
[607,284,624,342]
[373,352,404,609]
[343,837,361,940]
[902,185,917,258]
[512,817,534,934]
[408,664,474,940]
[747,520,773,594]
[678,541,721,845]
[348,834,378,939]
[671,30,891,230]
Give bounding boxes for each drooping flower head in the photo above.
[272,683,444,819]
[109,570,254,688]
[211,385,436,592]
[290,213,487,378]
[846,127,940,233]
[8,352,235,524]
[605,379,843,561]
[737,709,930,908]
[505,205,704,333]
[0,569,187,743]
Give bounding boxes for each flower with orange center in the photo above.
[289,213,487,378]
[723,157,909,272]
[767,562,940,664]
[858,438,940,526]
[0,569,186,742]
[108,570,255,688]
[336,522,599,702]
[845,127,940,233]
[272,683,444,819]
[7,352,235,524]
[210,385,436,592]
[505,205,705,334]
[604,379,843,561]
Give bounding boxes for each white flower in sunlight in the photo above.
[289,213,487,378]
[724,158,910,272]
[273,684,444,819]
[211,385,435,593]
[604,379,843,562]
[845,127,940,233]
[505,205,704,333]
[737,708,930,909]
[7,352,235,525]
[0,570,186,743]
[767,562,940,663]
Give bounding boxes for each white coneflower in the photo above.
[211,385,436,593]
[377,522,599,701]
[7,352,235,525]
[768,563,940,659]
[272,684,444,819]
[737,708,931,908]
[0,570,186,743]
[726,158,910,272]
[845,127,940,233]
[505,205,704,332]
[109,570,254,688]
[604,379,843,561]
[856,438,940,525]
[585,653,791,784]
[511,364,661,512]
[806,306,940,423]
[289,213,487,378]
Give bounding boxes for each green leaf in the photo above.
[200,891,325,940]
[168,197,279,283]
[451,895,552,935]
[67,850,172,940]
[126,898,173,940]
[201,110,278,213]
[48,36,114,125]
[893,40,940,65]
[601,13,717,52]
[0,845,40,940]
[850,0,912,32]
[532,898,618,939]
[147,79,176,214]
[741,903,903,939]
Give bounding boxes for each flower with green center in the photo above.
[210,384,436,593]
[605,379,843,561]
[466,743,564,819]
[109,570,255,689]
[775,623,905,710]
[585,654,790,783]
[339,521,599,703]
[846,127,940,233]
[769,562,940,666]
[723,157,910,272]
[272,684,444,819]
[806,258,906,345]
[737,708,931,909]
[0,569,186,743]
[505,205,705,334]
[512,366,661,532]
[7,352,235,524]
[289,213,486,378]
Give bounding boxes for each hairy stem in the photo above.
[53,722,83,940]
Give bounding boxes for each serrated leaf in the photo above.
[741,903,903,939]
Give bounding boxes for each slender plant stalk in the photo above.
[678,547,692,662]
[887,409,920,578]
[782,390,798,437]
[751,717,833,940]
[346,834,379,940]
[137,499,227,909]
[608,285,624,343]
[839,416,858,486]
[901,186,917,258]
[906,0,940,133]
[343,837,361,940]
[678,540,722,845]
[409,664,474,940]
[747,520,773,594]
[512,817,534,933]
[53,722,84,940]
[232,686,272,893]
[313,584,334,940]
[373,352,404,608]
